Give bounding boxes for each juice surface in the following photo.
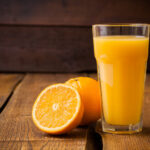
[93,36,149,125]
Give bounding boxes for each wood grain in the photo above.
[1,73,150,149]
[0,74,24,111]
[0,140,86,150]
[0,26,150,73]
[0,73,102,150]
[1,74,87,116]
[145,74,150,92]
[0,0,150,26]
[97,74,150,150]
[0,26,96,73]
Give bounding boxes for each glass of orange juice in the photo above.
[92,24,149,134]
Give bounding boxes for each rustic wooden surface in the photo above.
[0,73,101,150]
[0,26,96,73]
[0,74,24,111]
[0,0,150,25]
[0,26,149,73]
[0,0,150,73]
[0,73,150,150]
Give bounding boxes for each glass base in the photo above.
[102,118,142,134]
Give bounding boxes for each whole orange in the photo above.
[66,77,101,125]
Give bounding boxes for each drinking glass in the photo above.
[92,24,149,134]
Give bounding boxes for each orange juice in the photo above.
[93,36,149,125]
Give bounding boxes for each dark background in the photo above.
[0,0,150,73]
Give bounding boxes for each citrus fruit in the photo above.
[66,77,101,125]
[32,84,84,134]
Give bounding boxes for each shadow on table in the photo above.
[44,124,102,150]
[141,127,150,135]
[85,124,102,150]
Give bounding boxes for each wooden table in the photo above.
[0,73,150,150]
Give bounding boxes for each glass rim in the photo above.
[92,23,149,28]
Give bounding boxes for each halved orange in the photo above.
[32,84,84,134]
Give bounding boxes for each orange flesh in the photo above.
[35,86,78,128]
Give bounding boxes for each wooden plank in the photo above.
[145,74,150,92]
[0,140,86,150]
[0,74,102,150]
[0,74,24,111]
[0,139,86,150]
[0,118,101,150]
[0,0,150,26]
[97,74,150,150]
[1,74,87,116]
[0,116,87,145]
[0,125,102,150]
[0,26,96,73]
[0,26,150,73]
